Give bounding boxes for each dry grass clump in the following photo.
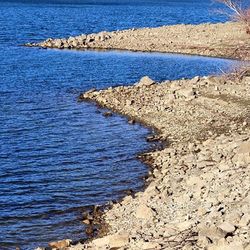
[217,0,250,34]
[222,63,250,81]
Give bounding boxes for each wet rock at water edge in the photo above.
[128,119,136,124]
[136,76,156,87]
[103,111,113,117]
[48,239,72,249]
[82,219,91,225]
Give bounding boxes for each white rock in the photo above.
[136,76,155,87]
[92,236,109,247]
[174,220,193,231]
[218,221,236,234]
[177,88,195,98]
[186,176,205,188]
[135,204,153,219]
[239,213,250,227]
[108,232,129,248]
[207,238,244,250]
[190,76,200,84]
[197,236,211,248]
[238,141,250,154]
[92,232,129,248]
[199,225,227,241]
[126,99,134,105]
[138,241,161,249]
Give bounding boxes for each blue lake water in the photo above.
[0,0,236,249]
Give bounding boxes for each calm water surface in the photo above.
[0,1,235,249]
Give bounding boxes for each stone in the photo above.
[98,33,107,42]
[85,88,96,95]
[204,76,219,85]
[48,239,71,249]
[174,220,193,231]
[245,243,250,250]
[197,206,209,216]
[128,119,135,124]
[86,35,95,43]
[190,76,200,84]
[197,236,211,248]
[93,232,129,248]
[138,241,161,249]
[225,211,242,225]
[103,111,113,117]
[126,99,134,105]
[228,242,245,250]
[82,219,91,225]
[53,39,63,48]
[239,213,250,227]
[206,238,228,250]
[108,232,129,248]
[92,236,109,248]
[177,88,195,98]
[207,238,245,250]
[186,176,205,188]
[122,195,133,204]
[71,40,79,47]
[238,141,250,154]
[135,204,153,219]
[168,93,176,102]
[137,76,155,87]
[218,221,236,234]
[199,225,227,241]
[243,76,250,84]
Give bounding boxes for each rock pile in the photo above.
[26,32,112,49]
[85,132,249,250]
[66,132,250,250]
[52,74,250,250]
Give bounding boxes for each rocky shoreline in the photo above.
[54,73,250,250]
[30,21,250,250]
[26,22,250,60]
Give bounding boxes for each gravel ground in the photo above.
[27,22,250,60]
[57,74,250,250]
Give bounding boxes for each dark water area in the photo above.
[0,1,236,249]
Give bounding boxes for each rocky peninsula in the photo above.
[32,22,250,250]
[64,73,249,250]
[26,22,250,60]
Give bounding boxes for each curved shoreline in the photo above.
[26,22,250,60]
[60,75,250,250]
[29,22,250,249]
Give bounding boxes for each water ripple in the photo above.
[0,1,234,249]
